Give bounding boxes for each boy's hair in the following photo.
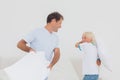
[47,12,64,23]
[83,32,97,45]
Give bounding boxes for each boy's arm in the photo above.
[75,40,85,48]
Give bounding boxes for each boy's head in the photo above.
[82,32,96,44]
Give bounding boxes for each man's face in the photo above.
[51,18,63,32]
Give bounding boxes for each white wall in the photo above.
[0,0,120,80]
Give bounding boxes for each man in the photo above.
[17,12,64,80]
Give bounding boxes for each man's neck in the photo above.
[45,24,53,33]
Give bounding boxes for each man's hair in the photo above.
[47,12,64,23]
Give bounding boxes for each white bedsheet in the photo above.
[4,51,50,80]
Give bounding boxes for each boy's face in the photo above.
[82,35,86,42]
[82,35,92,42]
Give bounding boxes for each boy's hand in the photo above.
[96,58,101,66]
[75,42,79,48]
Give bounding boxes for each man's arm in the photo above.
[17,39,34,52]
[47,48,60,70]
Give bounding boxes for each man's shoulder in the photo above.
[32,27,44,33]
[35,27,43,31]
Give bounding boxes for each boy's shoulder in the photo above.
[80,42,95,47]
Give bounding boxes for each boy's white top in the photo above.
[79,42,99,75]
[23,27,59,61]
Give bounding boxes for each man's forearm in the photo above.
[17,44,31,52]
[17,39,31,52]
[50,50,60,67]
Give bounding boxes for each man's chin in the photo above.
[54,30,58,32]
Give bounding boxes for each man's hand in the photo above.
[29,48,36,53]
[47,64,53,70]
